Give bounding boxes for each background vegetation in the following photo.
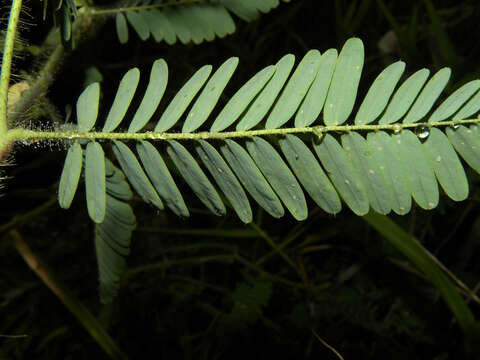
[2,0,480,359]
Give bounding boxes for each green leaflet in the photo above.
[140,10,162,42]
[256,0,280,12]
[236,54,295,131]
[278,134,341,214]
[95,246,124,301]
[188,6,215,43]
[423,128,468,201]
[429,80,480,122]
[221,0,259,21]
[76,82,100,132]
[125,11,149,41]
[202,5,235,38]
[155,65,212,132]
[313,134,369,215]
[58,142,83,209]
[115,13,128,44]
[392,130,439,209]
[136,141,189,217]
[105,195,136,229]
[182,57,239,133]
[84,67,103,87]
[95,243,121,301]
[193,6,217,41]
[105,158,133,201]
[295,49,337,128]
[105,174,133,201]
[99,220,132,255]
[220,140,284,218]
[98,200,134,260]
[453,89,480,120]
[354,61,406,125]
[246,136,307,220]
[179,6,207,44]
[403,67,451,124]
[142,9,176,44]
[366,132,411,215]
[59,1,71,43]
[112,140,164,210]
[166,140,226,216]
[95,244,128,296]
[96,194,135,303]
[103,68,140,132]
[379,68,430,125]
[342,132,391,214]
[105,158,127,184]
[211,65,275,132]
[97,223,130,258]
[164,8,191,44]
[85,142,106,223]
[324,37,364,126]
[128,59,168,133]
[446,125,480,174]
[266,50,321,129]
[196,140,252,223]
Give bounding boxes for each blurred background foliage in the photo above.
[2,0,480,359]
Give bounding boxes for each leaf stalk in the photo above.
[4,118,479,143]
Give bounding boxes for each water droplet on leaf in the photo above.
[416,126,430,141]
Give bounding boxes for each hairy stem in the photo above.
[9,44,65,124]
[2,8,106,160]
[0,0,23,141]
[9,8,102,126]
[3,118,479,143]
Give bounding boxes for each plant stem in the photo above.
[10,229,128,360]
[9,8,100,126]
[2,118,479,143]
[1,9,105,160]
[0,0,23,136]
[9,43,65,124]
[250,222,299,274]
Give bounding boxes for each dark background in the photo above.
[2,0,480,359]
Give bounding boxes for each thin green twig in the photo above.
[0,0,23,135]
[250,222,299,273]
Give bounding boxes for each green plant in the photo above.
[2,0,480,358]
